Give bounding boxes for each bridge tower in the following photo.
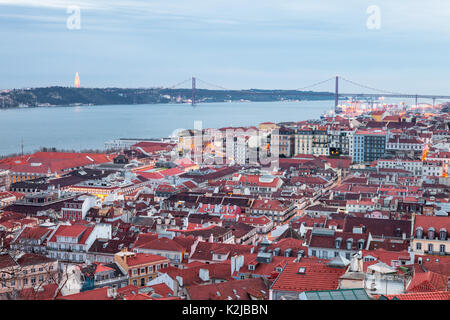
[334,76,339,112]
[192,77,196,106]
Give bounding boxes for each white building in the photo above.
[47,223,112,269]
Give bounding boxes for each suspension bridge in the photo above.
[166,76,450,110]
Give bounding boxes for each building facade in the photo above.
[295,129,329,156]
[350,129,387,163]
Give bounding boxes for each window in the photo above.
[358,240,365,250]
[428,243,434,253]
[416,242,422,250]
[335,238,342,249]
[346,239,353,250]
[311,250,316,257]
[132,280,137,286]
[440,245,445,253]
[140,268,146,274]
[439,229,447,241]
[427,228,435,240]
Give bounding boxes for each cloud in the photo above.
[1,0,450,34]
[0,0,101,9]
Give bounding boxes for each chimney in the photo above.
[120,248,129,264]
[236,255,244,272]
[176,276,184,287]
[107,287,117,299]
[199,268,210,282]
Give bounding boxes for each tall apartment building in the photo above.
[328,129,352,156]
[294,129,329,156]
[0,170,10,191]
[270,127,295,157]
[350,129,387,163]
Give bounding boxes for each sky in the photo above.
[0,0,450,94]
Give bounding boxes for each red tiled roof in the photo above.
[238,216,271,226]
[0,152,112,174]
[159,167,185,177]
[186,277,268,300]
[16,226,51,241]
[148,283,173,298]
[407,270,448,293]
[94,264,115,273]
[251,199,292,212]
[49,225,94,244]
[19,283,59,300]
[59,287,113,300]
[125,252,169,267]
[236,174,281,188]
[133,237,185,252]
[272,261,346,292]
[164,262,232,286]
[413,215,450,236]
[0,253,17,269]
[123,293,152,300]
[16,253,56,267]
[378,291,450,300]
[189,241,253,261]
[308,231,368,250]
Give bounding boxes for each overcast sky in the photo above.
[0,0,449,94]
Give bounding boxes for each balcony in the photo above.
[46,246,85,253]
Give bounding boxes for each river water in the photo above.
[0,100,337,156]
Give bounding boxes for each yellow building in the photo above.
[371,111,385,122]
[411,215,450,256]
[258,122,279,132]
[114,249,169,287]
